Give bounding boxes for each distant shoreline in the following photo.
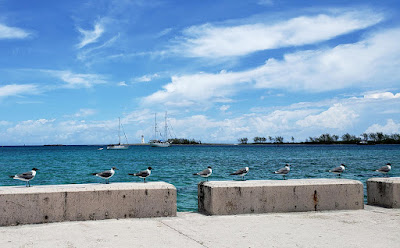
[2,143,400,148]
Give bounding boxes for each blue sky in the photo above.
[1,0,400,145]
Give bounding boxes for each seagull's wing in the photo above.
[135,170,149,177]
[275,167,289,174]
[378,165,390,173]
[17,171,34,180]
[98,170,113,177]
[198,168,211,176]
[231,167,247,175]
[330,166,343,173]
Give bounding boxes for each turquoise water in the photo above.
[1,145,399,211]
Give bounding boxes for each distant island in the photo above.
[238,132,400,145]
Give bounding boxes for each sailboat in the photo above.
[149,112,171,147]
[107,118,129,150]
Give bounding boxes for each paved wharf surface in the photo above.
[0,205,399,248]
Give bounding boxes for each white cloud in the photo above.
[117,81,128,86]
[76,22,104,49]
[0,23,30,39]
[134,73,160,83]
[144,28,400,107]
[366,119,400,134]
[0,120,11,126]
[364,92,400,99]
[46,70,107,88]
[172,9,383,58]
[73,109,96,117]
[296,103,359,129]
[220,105,230,111]
[0,84,38,98]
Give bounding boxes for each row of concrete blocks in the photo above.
[0,178,398,226]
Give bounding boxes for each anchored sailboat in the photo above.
[107,118,129,150]
[149,112,171,147]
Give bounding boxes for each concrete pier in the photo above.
[198,179,364,215]
[367,177,400,208]
[0,182,176,226]
[0,206,399,248]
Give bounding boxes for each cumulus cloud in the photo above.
[366,119,400,134]
[172,9,383,58]
[0,84,38,98]
[144,28,400,107]
[0,23,30,39]
[296,103,359,129]
[76,22,104,49]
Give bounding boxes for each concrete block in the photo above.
[0,182,176,226]
[198,179,364,215]
[367,177,400,208]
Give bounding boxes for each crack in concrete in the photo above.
[159,220,209,248]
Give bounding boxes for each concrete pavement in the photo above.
[1,205,399,248]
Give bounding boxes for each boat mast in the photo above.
[164,111,168,142]
[118,117,121,145]
[154,113,157,140]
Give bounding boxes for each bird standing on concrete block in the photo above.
[230,167,249,180]
[92,167,118,184]
[193,166,212,181]
[274,164,290,180]
[10,168,39,187]
[129,167,152,183]
[375,163,391,176]
[329,164,346,177]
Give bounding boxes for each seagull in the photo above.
[329,164,346,177]
[128,167,152,183]
[375,163,392,176]
[193,166,212,181]
[10,168,39,187]
[92,167,118,184]
[230,167,249,180]
[274,164,290,180]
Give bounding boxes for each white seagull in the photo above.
[329,164,346,177]
[193,166,212,181]
[274,164,290,180]
[230,167,249,180]
[10,168,39,187]
[375,163,392,176]
[129,167,152,183]
[92,167,118,184]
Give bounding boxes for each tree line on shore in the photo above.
[238,132,400,145]
[168,138,202,144]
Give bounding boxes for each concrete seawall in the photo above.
[0,182,176,226]
[367,177,400,208]
[198,179,364,215]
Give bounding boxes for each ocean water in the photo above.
[1,144,399,211]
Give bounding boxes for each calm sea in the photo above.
[0,144,399,211]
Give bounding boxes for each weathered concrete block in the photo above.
[198,179,364,215]
[367,177,400,208]
[0,182,176,226]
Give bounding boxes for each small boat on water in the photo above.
[107,118,129,150]
[149,112,171,148]
[98,147,104,150]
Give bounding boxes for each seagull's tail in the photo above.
[9,175,15,178]
[128,173,136,176]
[193,173,199,176]
[91,173,97,175]
[230,172,237,175]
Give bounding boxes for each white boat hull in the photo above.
[149,142,170,147]
[107,145,129,150]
